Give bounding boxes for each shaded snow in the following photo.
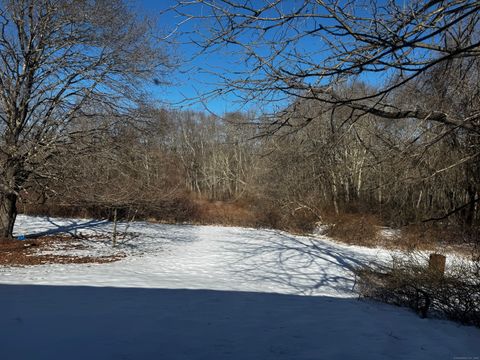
[0,215,478,360]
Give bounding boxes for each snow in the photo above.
[1,215,479,360]
[378,227,402,241]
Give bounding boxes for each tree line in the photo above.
[1,0,479,240]
[23,81,479,233]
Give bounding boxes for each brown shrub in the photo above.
[20,194,199,224]
[253,204,282,229]
[278,206,320,234]
[324,212,380,246]
[355,253,480,327]
[389,224,479,253]
[193,199,257,227]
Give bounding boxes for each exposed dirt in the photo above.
[0,236,124,267]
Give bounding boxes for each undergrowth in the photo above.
[355,252,480,327]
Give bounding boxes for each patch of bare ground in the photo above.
[0,236,124,267]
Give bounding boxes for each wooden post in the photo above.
[428,253,446,276]
[112,208,118,247]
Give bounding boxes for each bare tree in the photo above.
[172,0,479,131]
[171,0,480,226]
[173,110,258,200]
[0,0,169,240]
[56,111,185,246]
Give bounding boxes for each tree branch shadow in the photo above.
[0,284,476,360]
[222,230,381,296]
[25,217,110,239]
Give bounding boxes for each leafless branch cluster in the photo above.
[172,0,480,132]
[0,0,169,239]
[356,251,480,326]
[2,1,478,241]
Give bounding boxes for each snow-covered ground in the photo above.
[1,215,479,360]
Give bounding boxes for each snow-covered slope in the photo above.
[0,215,479,360]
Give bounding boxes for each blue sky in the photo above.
[138,0,320,115]
[137,0,247,114]
[136,1,394,115]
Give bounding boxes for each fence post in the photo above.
[428,253,446,276]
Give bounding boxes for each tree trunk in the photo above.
[0,193,18,241]
[465,186,477,227]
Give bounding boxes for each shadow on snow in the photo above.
[25,217,110,239]
[220,230,377,295]
[0,284,478,360]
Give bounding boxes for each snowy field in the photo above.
[0,215,479,359]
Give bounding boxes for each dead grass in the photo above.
[319,212,478,253]
[20,197,479,252]
[193,199,258,227]
[384,224,479,254]
[0,236,124,267]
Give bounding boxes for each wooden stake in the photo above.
[428,253,446,275]
[112,208,118,247]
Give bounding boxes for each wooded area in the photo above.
[22,98,479,237]
[1,0,479,244]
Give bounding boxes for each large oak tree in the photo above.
[0,0,168,239]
